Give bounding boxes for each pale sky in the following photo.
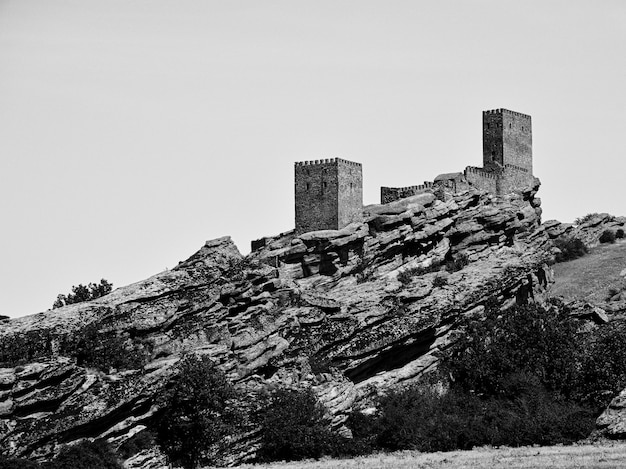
[1,0,625,317]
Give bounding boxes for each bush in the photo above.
[53,279,113,309]
[46,441,121,469]
[554,237,588,262]
[574,213,600,225]
[579,321,626,411]
[432,275,448,287]
[446,252,469,273]
[369,379,593,452]
[441,303,583,398]
[71,324,148,372]
[117,430,155,460]
[617,228,625,239]
[156,355,240,469]
[600,230,616,244]
[397,264,441,285]
[258,388,353,462]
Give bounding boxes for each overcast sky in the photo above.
[1,0,625,317]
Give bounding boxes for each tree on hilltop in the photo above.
[52,279,113,309]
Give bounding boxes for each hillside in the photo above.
[2,185,626,467]
[551,240,626,306]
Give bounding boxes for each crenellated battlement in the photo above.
[295,158,362,167]
[484,108,531,119]
[504,163,529,173]
[464,166,498,179]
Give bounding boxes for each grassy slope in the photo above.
[550,240,626,303]
[236,444,626,469]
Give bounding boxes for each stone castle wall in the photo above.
[382,109,534,204]
[483,109,532,173]
[295,158,362,233]
[337,159,363,229]
[380,182,434,204]
[463,166,498,193]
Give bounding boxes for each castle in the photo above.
[294,108,536,234]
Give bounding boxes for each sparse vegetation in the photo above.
[46,440,122,469]
[432,275,448,287]
[445,252,469,273]
[600,230,616,244]
[52,279,113,309]
[397,264,441,285]
[574,213,600,225]
[117,430,156,460]
[257,388,363,462]
[156,355,240,469]
[554,236,588,262]
[71,323,149,372]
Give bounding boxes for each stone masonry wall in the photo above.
[295,158,362,234]
[501,110,532,174]
[464,166,498,193]
[483,110,504,169]
[500,164,535,194]
[337,159,364,228]
[381,182,433,204]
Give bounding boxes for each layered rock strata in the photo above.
[0,184,552,465]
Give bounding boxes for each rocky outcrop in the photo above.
[543,213,626,250]
[0,184,553,465]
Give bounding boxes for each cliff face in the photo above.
[0,185,553,464]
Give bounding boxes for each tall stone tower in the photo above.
[294,158,363,234]
[483,108,532,174]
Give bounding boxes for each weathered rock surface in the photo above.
[544,213,626,249]
[0,184,556,465]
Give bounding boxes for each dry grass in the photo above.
[550,240,626,303]
[234,443,626,469]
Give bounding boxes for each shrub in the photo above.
[617,228,625,239]
[370,379,593,452]
[575,213,600,225]
[554,237,588,262]
[258,388,347,462]
[53,279,113,309]
[441,303,583,398]
[117,430,156,460]
[71,324,148,372]
[308,355,332,375]
[446,252,469,273]
[432,275,448,287]
[397,264,441,285]
[579,321,626,411]
[600,230,616,244]
[156,355,240,469]
[46,441,122,469]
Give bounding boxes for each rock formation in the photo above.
[0,183,561,465]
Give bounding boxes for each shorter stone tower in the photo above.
[295,158,363,234]
[483,108,532,173]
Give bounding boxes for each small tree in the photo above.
[156,355,239,469]
[258,388,336,462]
[53,279,113,308]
